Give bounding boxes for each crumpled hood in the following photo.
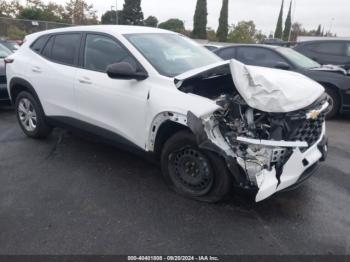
[175,59,325,113]
[230,60,325,112]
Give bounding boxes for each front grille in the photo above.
[292,113,325,152]
[0,75,6,84]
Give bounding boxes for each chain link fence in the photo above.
[0,17,72,40]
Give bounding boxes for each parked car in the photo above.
[262,38,291,47]
[6,26,328,202]
[0,43,12,102]
[203,44,221,52]
[215,44,350,118]
[294,40,350,69]
[0,39,19,52]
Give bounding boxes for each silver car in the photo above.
[0,43,12,102]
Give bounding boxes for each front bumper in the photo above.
[254,123,327,201]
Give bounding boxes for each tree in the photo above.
[0,0,24,17]
[216,0,229,42]
[255,31,267,43]
[144,16,158,27]
[16,0,72,24]
[316,24,322,36]
[228,20,262,44]
[65,0,98,25]
[121,0,144,25]
[101,10,124,25]
[158,19,185,33]
[283,1,292,41]
[274,0,284,39]
[289,22,336,41]
[207,27,217,41]
[7,25,26,39]
[192,0,207,39]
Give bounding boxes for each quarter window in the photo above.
[31,35,50,53]
[51,34,81,66]
[84,34,135,72]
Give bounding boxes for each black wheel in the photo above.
[161,130,232,203]
[15,91,52,139]
[325,88,340,119]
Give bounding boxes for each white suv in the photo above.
[6,26,329,202]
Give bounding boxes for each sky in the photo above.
[18,0,350,37]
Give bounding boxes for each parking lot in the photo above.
[0,107,349,255]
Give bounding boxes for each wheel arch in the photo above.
[318,81,343,107]
[9,78,46,115]
[9,78,40,104]
[148,111,192,159]
[319,82,342,99]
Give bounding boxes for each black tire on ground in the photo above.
[15,91,52,139]
[161,130,232,203]
[325,88,340,119]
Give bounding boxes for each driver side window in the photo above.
[84,34,137,72]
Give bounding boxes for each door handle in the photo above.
[78,77,92,85]
[32,66,42,73]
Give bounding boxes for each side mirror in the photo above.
[274,62,291,70]
[106,62,148,81]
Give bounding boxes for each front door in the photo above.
[75,33,150,148]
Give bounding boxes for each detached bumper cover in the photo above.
[255,123,327,202]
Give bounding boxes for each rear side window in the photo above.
[236,47,286,67]
[309,42,345,56]
[31,35,49,53]
[216,48,236,60]
[84,34,135,72]
[51,34,81,66]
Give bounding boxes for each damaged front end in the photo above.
[176,60,329,202]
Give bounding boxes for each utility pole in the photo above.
[115,0,119,25]
[111,6,114,24]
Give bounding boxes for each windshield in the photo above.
[0,43,12,58]
[124,33,222,77]
[278,47,320,69]
[3,41,19,51]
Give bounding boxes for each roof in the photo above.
[216,44,281,51]
[297,36,350,42]
[26,25,174,40]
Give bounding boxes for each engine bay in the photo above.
[176,61,329,200]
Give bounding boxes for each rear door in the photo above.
[28,33,82,117]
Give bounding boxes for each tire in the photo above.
[161,130,232,203]
[325,88,340,119]
[15,91,52,139]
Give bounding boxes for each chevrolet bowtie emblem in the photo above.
[309,110,321,120]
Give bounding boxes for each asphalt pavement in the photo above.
[0,107,349,255]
